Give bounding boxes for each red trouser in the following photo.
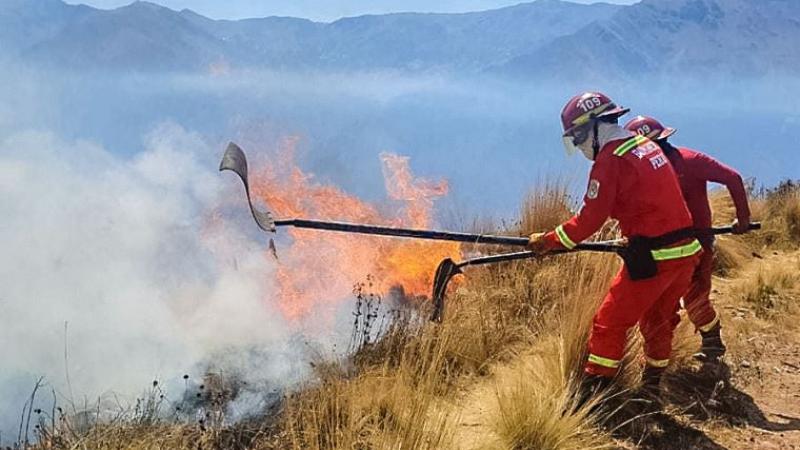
[682,244,719,332]
[585,253,701,377]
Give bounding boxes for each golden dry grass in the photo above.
[708,189,753,276]
[729,257,800,320]
[488,340,613,450]
[709,181,800,275]
[744,180,800,249]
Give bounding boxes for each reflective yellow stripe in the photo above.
[613,135,647,156]
[555,225,577,250]
[645,356,670,368]
[571,103,612,126]
[651,239,702,261]
[588,354,620,369]
[698,314,720,333]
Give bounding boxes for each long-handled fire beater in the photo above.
[220,142,571,247]
[220,142,760,322]
[429,220,760,322]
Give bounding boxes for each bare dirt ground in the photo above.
[672,249,800,450]
[451,250,800,450]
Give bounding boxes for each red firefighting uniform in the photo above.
[666,146,750,332]
[542,135,702,377]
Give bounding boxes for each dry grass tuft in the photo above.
[749,180,800,248]
[708,189,753,276]
[280,362,454,450]
[730,259,800,319]
[279,307,457,450]
[488,340,614,450]
[713,236,751,276]
[474,250,626,450]
[708,188,739,225]
[520,179,575,234]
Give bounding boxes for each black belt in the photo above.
[634,227,696,250]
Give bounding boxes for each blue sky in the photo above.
[66,0,639,21]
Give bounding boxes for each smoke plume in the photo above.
[0,124,316,440]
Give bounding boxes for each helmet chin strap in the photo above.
[578,119,601,161]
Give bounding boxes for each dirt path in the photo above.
[450,381,501,449]
[450,250,800,450]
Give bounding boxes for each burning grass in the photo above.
[247,141,461,320]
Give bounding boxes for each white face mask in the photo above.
[563,122,633,161]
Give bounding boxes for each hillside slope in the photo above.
[450,248,800,450]
[25,183,800,450]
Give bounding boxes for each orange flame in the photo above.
[248,139,461,320]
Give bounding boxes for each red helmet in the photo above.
[624,115,676,141]
[560,92,629,136]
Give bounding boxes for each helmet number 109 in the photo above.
[578,97,602,113]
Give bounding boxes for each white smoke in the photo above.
[0,124,319,441]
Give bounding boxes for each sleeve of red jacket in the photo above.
[691,152,751,225]
[543,158,620,250]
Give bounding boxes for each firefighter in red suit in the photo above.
[528,92,702,399]
[625,115,751,362]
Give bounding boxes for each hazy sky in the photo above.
[66,0,639,21]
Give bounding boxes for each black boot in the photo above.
[636,367,665,411]
[576,374,612,411]
[642,367,664,391]
[641,367,664,395]
[696,322,726,362]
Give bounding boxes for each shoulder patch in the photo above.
[587,179,600,200]
[631,142,659,159]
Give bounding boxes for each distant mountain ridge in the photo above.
[3,0,621,72]
[498,0,800,79]
[2,0,799,78]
